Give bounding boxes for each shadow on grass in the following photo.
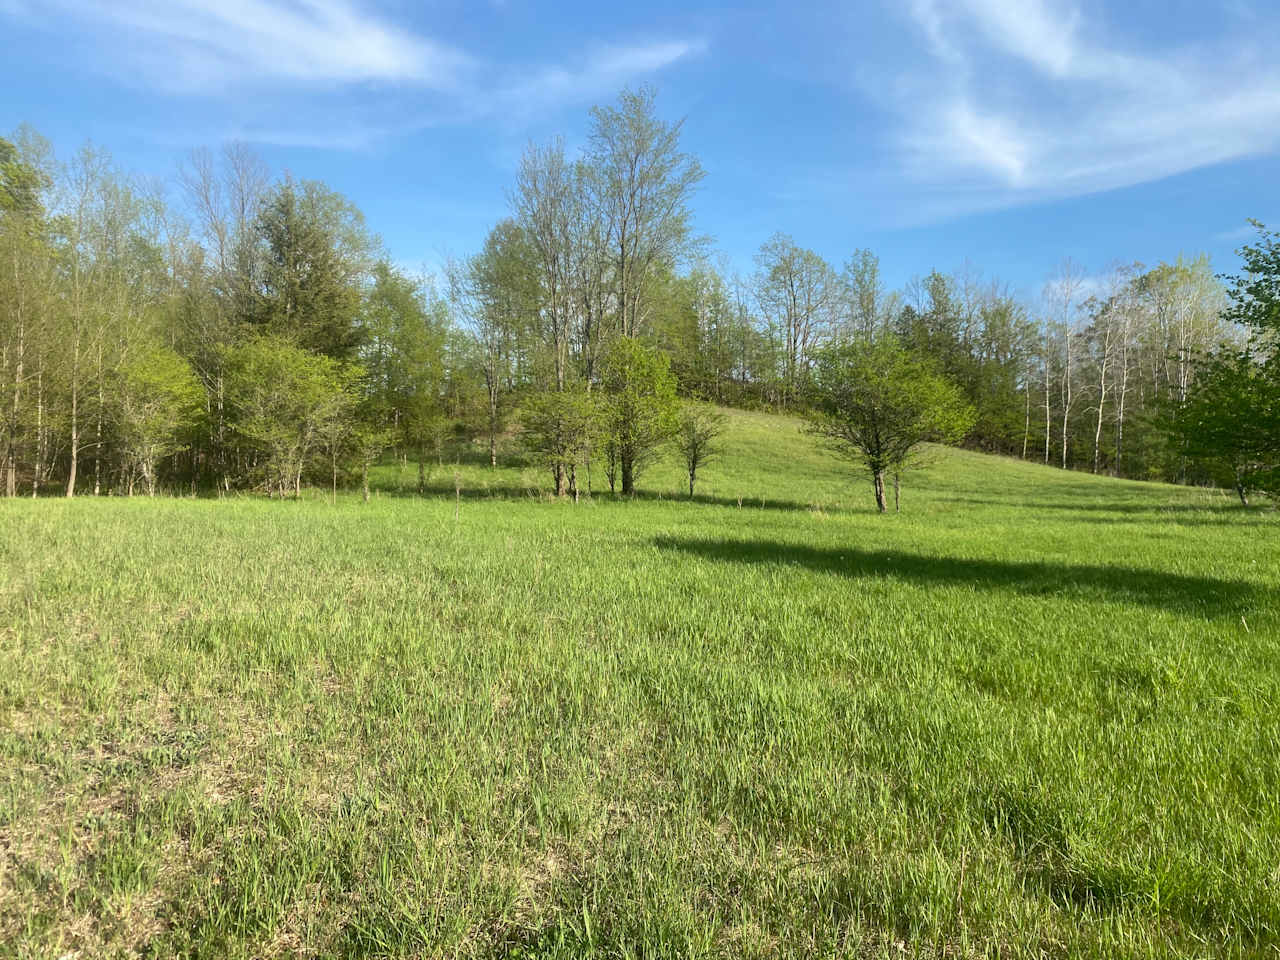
[938,494,1264,517]
[653,536,1257,617]
[366,479,825,513]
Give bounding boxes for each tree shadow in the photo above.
[1042,514,1274,528]
[937,495,1265,517]
[626,489,820,512]
[653,537,1258,618]
[365,464,832,512]
[364,480,824,513]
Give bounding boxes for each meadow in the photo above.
[2,407,1278,958]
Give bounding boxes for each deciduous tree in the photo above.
[809,336,974,512]
[675,403,727,498]
[599,336,679,495]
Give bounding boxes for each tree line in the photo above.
[2,88,1277,508]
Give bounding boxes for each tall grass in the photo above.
[2,408,1278,957]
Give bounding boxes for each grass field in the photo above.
[2,408,1279,958]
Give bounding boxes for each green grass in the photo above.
[2,407,1279,958]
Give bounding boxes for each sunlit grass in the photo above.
[2,408,1278,957]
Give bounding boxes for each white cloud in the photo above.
[488,39,706,116]
[17,1,701,108]
[2,0,705,151]
[884,0,1280,210]
[952,0,1079,75]
[45,0,470,92]
[214,38,705,147]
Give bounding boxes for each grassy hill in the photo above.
[2,407,1278,957]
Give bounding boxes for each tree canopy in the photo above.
[808,337,975,512]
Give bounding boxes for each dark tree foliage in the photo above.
[1170,348,1279,504]
[1174,224,1280,501]
[254,178,370,361]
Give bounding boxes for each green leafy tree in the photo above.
[1172,223,1280,501]
[115,342,204,495]
[0,134,54,497]
[1170,348,1279,504]
[225,336,351,498]
[809,336,975,512]
[754,234,840,406]
[599,336,679,495]
[352,419,395,503]
[1224,222,1280,343]
[675,404,727,498]
[449,222,540,468]
[313,363,365,503]
[360,262,450,490]
[521,385,607,501]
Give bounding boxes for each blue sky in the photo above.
[3,0,1278,301]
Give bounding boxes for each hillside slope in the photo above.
[2,406,1278,958]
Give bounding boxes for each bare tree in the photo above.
[450,220,539,468]
[843,248,885,340]
[178,142,268,491]
[587,86,704,338]
[1044,260,1084,469]
[754,234,839,406]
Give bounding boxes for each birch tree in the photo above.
[754,234,839,406]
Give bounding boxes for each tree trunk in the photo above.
[488,392,498,468]
[1115,368,1128,478]
[1093,390,1105,475]
[1042,342,1052,465]
[418,447,425,494]
[217,374,228,495]
[689,469,695,499]
[32,369,42,498]
[5,244,23,498]
[872,470,887,513]
[1236,483,1249,508]
[6,385,18,498]
[362,460,370,503]
[1021,373,1030,461]
[621,455,634,496]
[93,341,103,496]
[66,381,78,497]
[1061,330,1072,470]
[554,462,566,497]
[1093,344,1110,475]
[893,472,900,513]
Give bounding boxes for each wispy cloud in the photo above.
[4,0,704,148]
[484,39,707,116]
[1213,222,1267,246]
[881,0,1280,210]
[217,38,706,149]
[36,0,470,93]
